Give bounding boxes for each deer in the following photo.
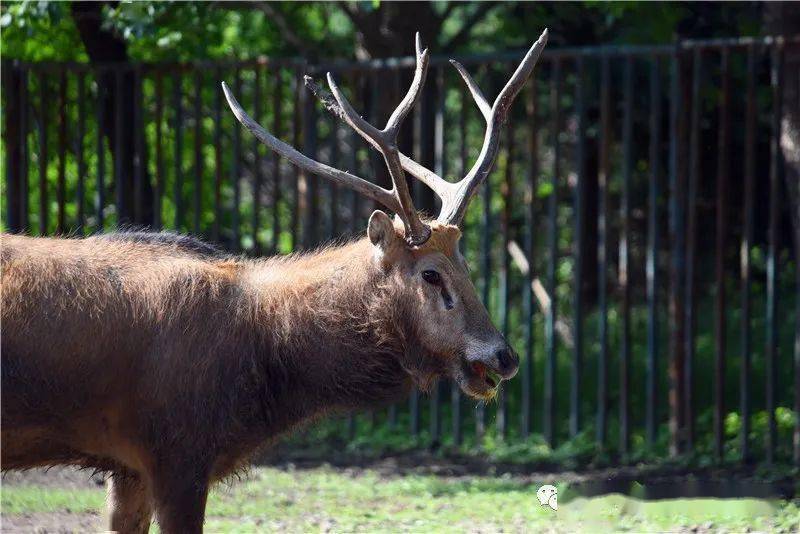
[1,29,548,533]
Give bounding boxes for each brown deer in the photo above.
[1,30,547,533]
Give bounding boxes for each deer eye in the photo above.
[421,270,441,285]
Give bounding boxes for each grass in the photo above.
[3,465,799,532]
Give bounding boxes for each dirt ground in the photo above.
[2,455,797,533]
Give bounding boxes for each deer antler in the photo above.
[222,33,434,245]
[307,29,548,227]
[225,29,547,241]
[439,28,548,225]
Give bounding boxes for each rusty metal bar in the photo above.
[154,72,164,230]
[252,67,262,251]
[740,43,756,464]
[114,69,125,227]
[522,79,538,439]
[544,59,561,448]
[232,69,242,250]
[739,45,757,463]
[133,68,145,224]
[76,72,86,234]
[619,55,633,457]
[596,55,611,449]
[95,68,106,232]
[571,56,586,438]
[271,67,283,253]
[646,56,661,446]
[290,70,302,250]
[714,46,730,462]
[194,70,204,235]
[685,48,702,452]
[19,67,29,232]
[213,68,222,241]
[56,70,67,234]
[667,47,686,457]
[38,71,48,235]
[431,66,446,445]
[765,41,783,465]
[173,71,184,230]
[498,105,512,441]
[453,79,469,447]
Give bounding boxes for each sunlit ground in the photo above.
[2,465,799,533]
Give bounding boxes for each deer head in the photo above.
[223,29,547,399]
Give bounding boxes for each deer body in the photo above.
[1,29,547,532]
[1,231,419,531]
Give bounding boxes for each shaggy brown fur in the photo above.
[1,218,513,533]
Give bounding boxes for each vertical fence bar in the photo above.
[252,67,262,251]
[3,61,21,233]
[133,67,144,225]
[115,69,125,227]
[56,70,67,234]
[76,72,86,234]
[301,73,319,249]
[38,71,48,235]
[646,56,661,446]
[740,43,756,464]
[329,125,340,239]
[498,110,512,441]
[17,67,29,233]
[232,69,242,250]
[213,68,222,241]
[619,55,633,457]
[714,46,730,462]
[96,68,106,232]
[765,42,783,464]
[544,59,561,447]
[194,70,204,235]
[477,182,492,441]
[345,71,359,440]
[430,66,445,446]
[596,55,611,449]
[291,69,302,250]
[271,67,283,253]
[173,71,184,231]
[667,46,686,457]
[19,67,30,232]
[522,79,537,439]
[154,73,164,230]
[571,56,586,438]
[453,82,469,447]
[685,48,702,452]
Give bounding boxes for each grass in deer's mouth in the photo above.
[485,369,501,388]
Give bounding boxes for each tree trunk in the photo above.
[70,1,153,227]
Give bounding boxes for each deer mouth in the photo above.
[452,358,502,400]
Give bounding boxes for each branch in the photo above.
[442,2,498,51]
[508,240,575,349]
[255,2,312,57]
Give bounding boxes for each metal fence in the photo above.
[2,35,799,465]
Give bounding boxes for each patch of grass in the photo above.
[2,466,799,532]
[1,486,105,515]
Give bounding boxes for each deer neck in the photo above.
[245,238,412,417]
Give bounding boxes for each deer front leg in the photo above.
[150,463,211,534]
[107,471,152,534]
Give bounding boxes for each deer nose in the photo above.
[496,346,519,379]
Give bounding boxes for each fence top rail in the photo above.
[5,34,798,74]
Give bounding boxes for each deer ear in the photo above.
[367,210,397,250]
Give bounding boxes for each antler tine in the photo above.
[449,60,491,121]
[304,76,457,205]
[440,28,549,226]
[325,35,434,245]
[221,81,403,217]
